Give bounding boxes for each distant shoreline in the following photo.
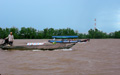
[0,27,120,39]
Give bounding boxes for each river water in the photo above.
[0,39,120,75]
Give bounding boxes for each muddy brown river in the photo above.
[0,39,120,75]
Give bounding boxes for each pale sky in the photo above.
[0,0,120,33]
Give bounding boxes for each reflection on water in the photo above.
[0,39,120,75]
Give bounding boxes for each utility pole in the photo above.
[94,18,96,30]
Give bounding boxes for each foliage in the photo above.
[0,27,120,39]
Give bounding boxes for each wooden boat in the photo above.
[0,43,75,50]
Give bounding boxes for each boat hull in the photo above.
[0,43,75,50]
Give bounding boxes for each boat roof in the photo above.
[52,36,78,39]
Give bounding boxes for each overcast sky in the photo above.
[0,0,120,33]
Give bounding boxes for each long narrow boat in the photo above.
[0,43,75,50]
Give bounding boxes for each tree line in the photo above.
[0,27,120,39]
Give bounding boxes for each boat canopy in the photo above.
[52,36,78,39]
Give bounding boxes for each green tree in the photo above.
[0,27,3,39]
[114,31,120,38]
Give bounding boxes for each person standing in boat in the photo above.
[8,32,14,46]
